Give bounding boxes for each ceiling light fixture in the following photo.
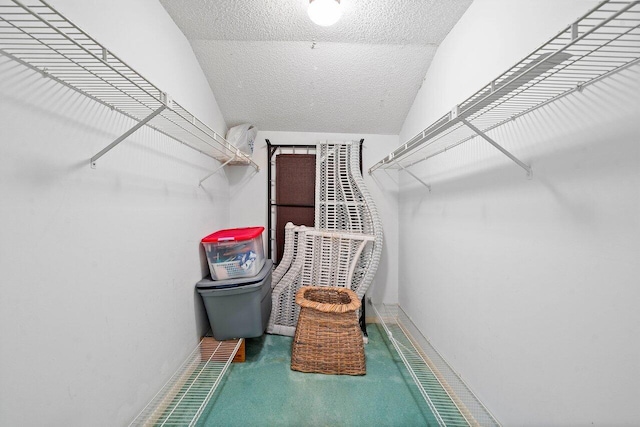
[308,0,342,27]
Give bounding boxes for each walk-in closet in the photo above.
[1,0,638,425]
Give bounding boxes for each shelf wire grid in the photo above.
[129,338,242,427]
[0,0,258,170]
[372,303,501,427]
[370,0,640,173]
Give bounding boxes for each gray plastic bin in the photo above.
[196,260,272,340]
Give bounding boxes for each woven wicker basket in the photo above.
[291,286,365,375]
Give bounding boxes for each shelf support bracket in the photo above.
[198,153,237,186]
[399,164,431,192]
[90,105,167,168]
[461,119,532,179]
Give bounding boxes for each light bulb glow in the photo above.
[308,0,342,27]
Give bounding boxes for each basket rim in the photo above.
[295,286,361,313]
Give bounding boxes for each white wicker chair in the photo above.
[267,225,374,336]
[267,140,383,336]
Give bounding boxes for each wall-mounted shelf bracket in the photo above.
[571,22,579,41]
[382,169,399,186]
[450,105,460,119]
[460,119,532,179]
[399,164,431,191]
[90,104,167,168]
[198,152,237,186]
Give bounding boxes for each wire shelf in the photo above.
[129,338,243,427]
[371,303,501,427]
[0,0,259,170]
[369,0,640,175]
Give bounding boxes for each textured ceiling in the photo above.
[160,0,472,134]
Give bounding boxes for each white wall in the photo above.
[396,0,639,425]
[0,1,231,425]
[227,131,400,306]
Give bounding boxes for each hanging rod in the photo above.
[0,0,259,172]
[369,0,640,176]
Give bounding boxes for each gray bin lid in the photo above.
[196,260,272,290]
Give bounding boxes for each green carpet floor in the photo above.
[197,324,439,426]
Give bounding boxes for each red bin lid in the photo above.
[201,226,264,243]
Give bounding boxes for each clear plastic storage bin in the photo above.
[201,226,265,280]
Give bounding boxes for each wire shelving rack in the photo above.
[369,0,640,181]
[0,0,259,172]
[371,303,501,427]
[129,338,243,427]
